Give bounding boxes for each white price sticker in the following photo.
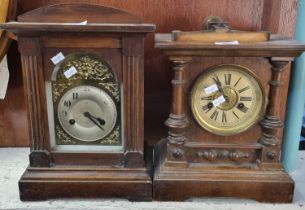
[64,66,78,79]
[51,52,65,65]
[204,84,218,94]
[214,40,239,45]
[79,20,88,25]
[212,95,226,107]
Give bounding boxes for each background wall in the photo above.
[0,0,298,147]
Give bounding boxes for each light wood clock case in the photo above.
[1,4,155,201]
[154,26,305,202]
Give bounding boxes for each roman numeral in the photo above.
[202,104,212,113]
[232,111,239,119]
[222,111,227,123]
[240,96,252,101]
[210,110,219,121]
[234,77,242,87]
[238,106,249,113]
[73,92,79,100]
[212,75,220,84]
[201,96,213,100]
[238,86,250,93]
[224,73,231,85]
[64,100,71,108]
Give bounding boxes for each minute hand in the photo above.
[83,111,105,131]
[215,80,229,102]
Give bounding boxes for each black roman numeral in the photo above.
[232,111,239,119]
[224,73,231,85]
[212,75,220,84]
[238,86,250,93]
[240,96,252,101]
[238,106,249,113]
[222,111,227,123]
[210,110,219,121]
[234,77,242,87]
[202,104,212,113]
[73,92,79,100]
[64,100,71,108]
[201,96,213,100]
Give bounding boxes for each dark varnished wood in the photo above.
[2,22,155,34]
[1,0,298,148]
[154,32,305,202]
[165,57,192,145]
[1,4,155,201]
[18,3,143,24]
[261,0,298,37]
[19,166,152,201]
[155,34,305,57]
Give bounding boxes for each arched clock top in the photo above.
[17,3,143,24]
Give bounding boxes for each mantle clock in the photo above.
[1,4,155,201]
[154,23,305,202]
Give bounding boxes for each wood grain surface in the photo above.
[0,0,298,147]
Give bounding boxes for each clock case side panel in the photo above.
[122,35,146,168]
[18,37,52,167]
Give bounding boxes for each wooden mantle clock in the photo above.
[154,21,305,202]
[1,4,155,201]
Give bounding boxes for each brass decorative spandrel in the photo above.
[190,64,266,136]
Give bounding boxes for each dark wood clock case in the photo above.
[153,33,305,202]
[1,4,155,201]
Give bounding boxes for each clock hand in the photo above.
[83,111,105,131]
[214,80,229,102]
[215,80,224,94]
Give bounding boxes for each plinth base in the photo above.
[153,140,294,203]
[19,166,152,201]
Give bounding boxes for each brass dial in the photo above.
[190,64,265,136]
[57,85,117,142]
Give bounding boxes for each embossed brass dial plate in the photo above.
[190,64,266,136]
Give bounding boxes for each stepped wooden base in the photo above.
[19,166,152,201]
[154,168,294,202]
[153,141,294,203]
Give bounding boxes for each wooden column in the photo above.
[259,58,290,161]
[122,36,145,168]
[165,56,192,145]
[19,37,51,167]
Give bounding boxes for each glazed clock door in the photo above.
[46,53,122,151]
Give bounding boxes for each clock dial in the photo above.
[57,85,117,142]
[190,64,265,136]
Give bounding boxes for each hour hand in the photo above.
[83,111,105,131]
[215,80,224,94]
